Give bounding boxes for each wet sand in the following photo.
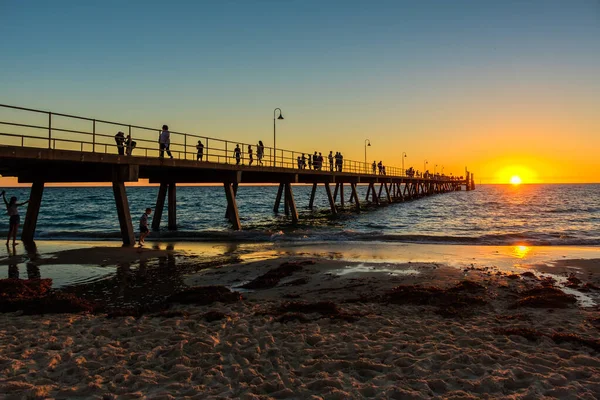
[1,242,600,398]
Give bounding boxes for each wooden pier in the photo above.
[0,104,475,245]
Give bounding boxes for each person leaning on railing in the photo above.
[115,131,125,155]
[158,125,173,159]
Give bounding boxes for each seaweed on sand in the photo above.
[240,260,314,290]
[510,286,576,309]
[167,285,242,305]
[0,278,95,315]
[266,300,362,323]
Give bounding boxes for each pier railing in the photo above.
[0,104,446,178]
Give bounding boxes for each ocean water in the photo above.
[1,184,599,246]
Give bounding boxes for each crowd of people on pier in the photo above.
[113,126,460,180]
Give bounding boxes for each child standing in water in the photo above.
[139,208,152,246]
[2,191,29,246]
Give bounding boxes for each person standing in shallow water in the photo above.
[159,125,173,159]
[2,191,29,246]
[139,208,152,246]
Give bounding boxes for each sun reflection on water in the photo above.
[513,245,530,259]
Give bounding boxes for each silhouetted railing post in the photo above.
[92,119,96,153]
[48,112,52,149]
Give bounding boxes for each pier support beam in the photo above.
[152,183,168,231]
[224,182,241,230]
[340,183,345,207]
[168,182,177,230]
[21,181,45,243]
[225,183,238,220]
[112,182,135,246]
[309,183,317,210]
[350,183,360,212]
[273,183,284,213]
[284,183,299,223]
[324,183,337,216]
[384,183,392,203]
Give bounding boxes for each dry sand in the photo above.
[1,251,600,399]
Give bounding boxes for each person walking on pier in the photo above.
[372,160,377,174]
[377,161,383,175]
[313,152,319,170]
[196,140,204,161]
[328,151,334,171]
[2,191,29,247]
[138,207,152,246]
[301,153,307,169]
[308,154,312,170]
[115,131,125,155]
[159,125,173,159]
[318,152,324,171]
[297,155,303,169]
[125,134,136,156]
[248,145,254,165]
[234,144,241,165]
[257,141,264,165]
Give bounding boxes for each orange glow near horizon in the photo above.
[510,176,522,185]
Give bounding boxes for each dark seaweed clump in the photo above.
[167,285,242,305]
[0,279,94,315]
[510,286,576,309]
[240,260,314,290]
[382,280,487,318]
[266,301,362,323]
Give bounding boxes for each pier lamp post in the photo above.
[442,166,444,175]
[424,160,428,175]
[364,139,371,173]
[273,108,284,167]
[402,152,407,176]
[434,164,438,175]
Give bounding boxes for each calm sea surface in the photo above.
[1,184,599,246]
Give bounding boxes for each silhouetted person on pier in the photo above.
[372,161,377,174]
[336,152,344,172]
[115,131,125,155]
[301,154,307,169]
[328,151,334,171]
[248,145,254,165]
[313,152,319,170]
[2,191,29,247]
[159,125,173,159]
[377,161,383,175]
[318,153,324,171]
[196,140,204,161]
[234,144,241,165]
[297,156,303,169]
[257,141,264,165]
[125,134,136,156]
[139,207,152,246]
[308,154,312,170]
[382,166,386,175]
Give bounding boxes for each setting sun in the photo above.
[510,176,522,185]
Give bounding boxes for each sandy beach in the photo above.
[1,243,600,399]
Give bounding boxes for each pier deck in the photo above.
[0,104,475,245]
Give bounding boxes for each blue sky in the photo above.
[1,0,599,181]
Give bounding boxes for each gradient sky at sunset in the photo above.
[1,0,599,184]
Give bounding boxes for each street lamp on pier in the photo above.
[442,165,445,175]
[402,152,407,176]
[364,139,371,173]
[273,108,284,167]
[434,164,438,175]
[424,160,428,175]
